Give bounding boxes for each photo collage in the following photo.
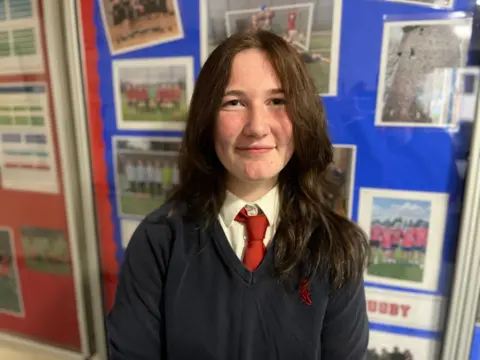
[92,0,471,354]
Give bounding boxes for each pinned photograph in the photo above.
[358,188,448,292]
[99,0,184,54]
[368,330,440,359]
[0,0,44,75]
[113,136,182,218]
[113,57,194,130]
[375,17,472,127]
[0,228,24,316]
[20,226,71,275]
[387,0,454,8]
[202,0,342,95]
[328,145,356,218]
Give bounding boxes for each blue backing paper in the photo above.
[91,0,478,348]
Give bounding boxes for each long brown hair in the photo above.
[169,30,369,290]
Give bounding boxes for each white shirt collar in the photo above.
[219,186,279,228]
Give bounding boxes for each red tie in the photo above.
[235,207,269,271]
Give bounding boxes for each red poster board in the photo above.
[0,0,81,350]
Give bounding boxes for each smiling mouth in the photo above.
[237,147,275,154]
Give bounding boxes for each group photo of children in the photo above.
[113,57,193,130]
[367,346,414,360]
[114,137,181,217]
[366,197,431,284]
[100,0,184,53]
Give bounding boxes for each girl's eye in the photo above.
[223,99,242,107]
[271,98,286,106]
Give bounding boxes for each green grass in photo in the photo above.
[368,249,424,283]
[121,101,188,122]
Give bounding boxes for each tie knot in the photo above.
[235,207,269,242]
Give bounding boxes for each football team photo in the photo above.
[20,226,71,275]
[368,330,439,360]
[113,57,194,130]
[99,0,184,54]
[375,17,471,127]
[0,228,24,316]
[202,0,342,95]
[113,136,182,218]
[358,188,448,291]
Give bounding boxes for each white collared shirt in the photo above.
[218,186,280,260]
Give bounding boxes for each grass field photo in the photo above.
[20,226,71,275]
[203,0,341,95]
[99,0,184,54]
[113,57,194,130]
[358,188,448,292]
[113,136,182,218]
[0,228,24,316]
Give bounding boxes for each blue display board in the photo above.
[80,0,478,357]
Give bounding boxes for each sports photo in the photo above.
[329,145,356,218]
[0,228,24,316]
[203,0,341,95]
[113,136,182,218]
[113,57,194,130]
[375,17,471,127]
[358,188,448,292]
[20,226,71,275]
[99,0,184,54]
[368,330,440,360]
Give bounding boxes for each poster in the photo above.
[368,330,440,359]
[0,227,24,316]
[98,0,184,54]
[330,145,356,218]
[20,226,71,275]
[358,188,449,292]
[0,83,59,193]
[113,136,182,218]
[366,287,445,331]
[0,0,44,75]
[120,219,141,249]
[375,17,471,127]
[112,57,194,130]
[202,0,341,95]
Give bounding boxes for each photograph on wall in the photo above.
[20,226,71,275]
[113,57,194,131]
[365,287,445,331]
[0,0,44,75]
[368,330,440,359]
[386,0,454,8]
[121,219,141,248]
[113,136,182,218]
[328,145,356,218]
[375,17,472,127]
[0,83,59,193]
[202,0,342,95]
[99,0,184,54]
[0,228,24,316]
[358,188,448,291]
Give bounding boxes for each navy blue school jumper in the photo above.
[107,203,369,359]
